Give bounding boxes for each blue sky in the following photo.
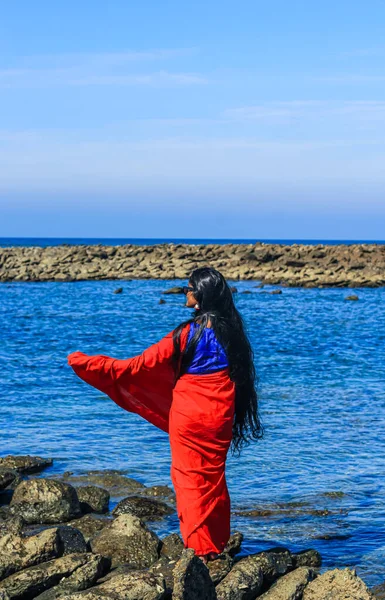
[1,0,384,239]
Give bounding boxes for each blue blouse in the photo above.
[185,322,229,374]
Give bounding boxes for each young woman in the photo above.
[67,266,263,563]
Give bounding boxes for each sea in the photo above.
[1,237,385,588]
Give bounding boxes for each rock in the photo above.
[224,531,243,557]
[0,553,107,600]
[0,470,17,492]
[207,553,233,585]
[0,516,23,537]
[140,485,176,503]
[91,514,160,568]
[371,581,385,599]
[0,456,53,474]
[56,526,88,555]
[112,496,174,520]
[270,289,282,294]
[159,298,166,304]
[241,290,252,294]
[172,549,216,600]
[149,556,176,595]
[257,548,294,584]
[160,533,184,561]
[215,555,264,600]
[113,288,123,294]
[62,471,145,497]
[66,515,111,543]
[58,571,166,599]
[10,479,81,524]
[345,294,359,301]
[230,287,238,293]
[291,549,322,568]
[162,287,184,294]
[303,567,375,600]
[76,486,109,514]
[0,528,60,581]
[257,566,317,600]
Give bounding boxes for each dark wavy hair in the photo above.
[172,266,264,455]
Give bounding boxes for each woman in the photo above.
[67,266,263,563]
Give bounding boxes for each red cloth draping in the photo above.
[67,323,235,555]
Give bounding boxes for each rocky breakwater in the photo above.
[0,454,382,599]
[0,242,384,287]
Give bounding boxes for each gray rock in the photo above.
[207,554,233,585]
[160,533,184,561]
[0,528,60,581]
[34,555,111,599]
[149,556,177,595]
[0,516,24,538]
[345,295,359,301]
[303,567,375,600]
[0,469,17,491]
[256,548,294,585]
[162,287,184,294]
[66,515,111,543]
[58,571,166,599]
[63,471,145,498]
[224,531,243,557]
[0,456,53,475]
[172,549,216,600]
[216,555,264,600]
[91,514,160,568]
[0,553,105,600]
[291,549,322,568]
[140,485,176,503]
[113,288,123,294]
[10,479,81,524]
[76,487,110,514]
[112,496,174,520]
[258,566,317,600]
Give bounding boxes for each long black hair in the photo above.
[172,266,264,455]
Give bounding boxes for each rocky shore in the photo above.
[0,242,384,287]
[0,455,382,599]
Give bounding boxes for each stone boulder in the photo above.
[58,571,166,599]
[91,514,160,568]
[0,528,60,580]
[160,533,184,561]
[139,485,176,503]
[66,515,112,543]
[9,479,81,524]
[207,553,233,585]
[0,469,17,491]
[216,555,264,600]
[63,471,145,497]
[76,486,110,514]
[291,549,322,568]
[172,549,216,600]
[0,456,53,474]
[303,568,375,600]
[56,527,88,555]
[0,553,109,600]
[257,566,317,600]
[112,496,174,520]
[224,531,243,557]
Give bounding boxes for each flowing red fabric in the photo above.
[67,324,235,555]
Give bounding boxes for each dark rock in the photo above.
[230,287,238,293]
[57,526,88,555]
[207,553,233,585]
[0,553,105,600]
[90,514,160,568]
[257,566,317,600]
[291,549,322,568]
[215,555,263,600]
[241,290,252,294]
[270,289,282,294]
[9,479,81,524]
[58,571,166,599]
[112,495,174,520]
[345,294,359,301]
[249,548,293,587]
[113,288,123,294]
[224,531,243,557]
[303,567,374,600]
[172,549,216,600]
[140,485,176,503]
[0,470,17,491]
[159,298,166,304]
[66,515,111,543]
[149,556,176,595]
[0,456,53,475]
[0,516,24,538]
[76,486,109,514]
[160,533,184,561]
[162,287,184,295]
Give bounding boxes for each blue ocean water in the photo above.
[1,236,385,247]
[1,277,385,588]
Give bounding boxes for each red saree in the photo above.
[67,324,235,555]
